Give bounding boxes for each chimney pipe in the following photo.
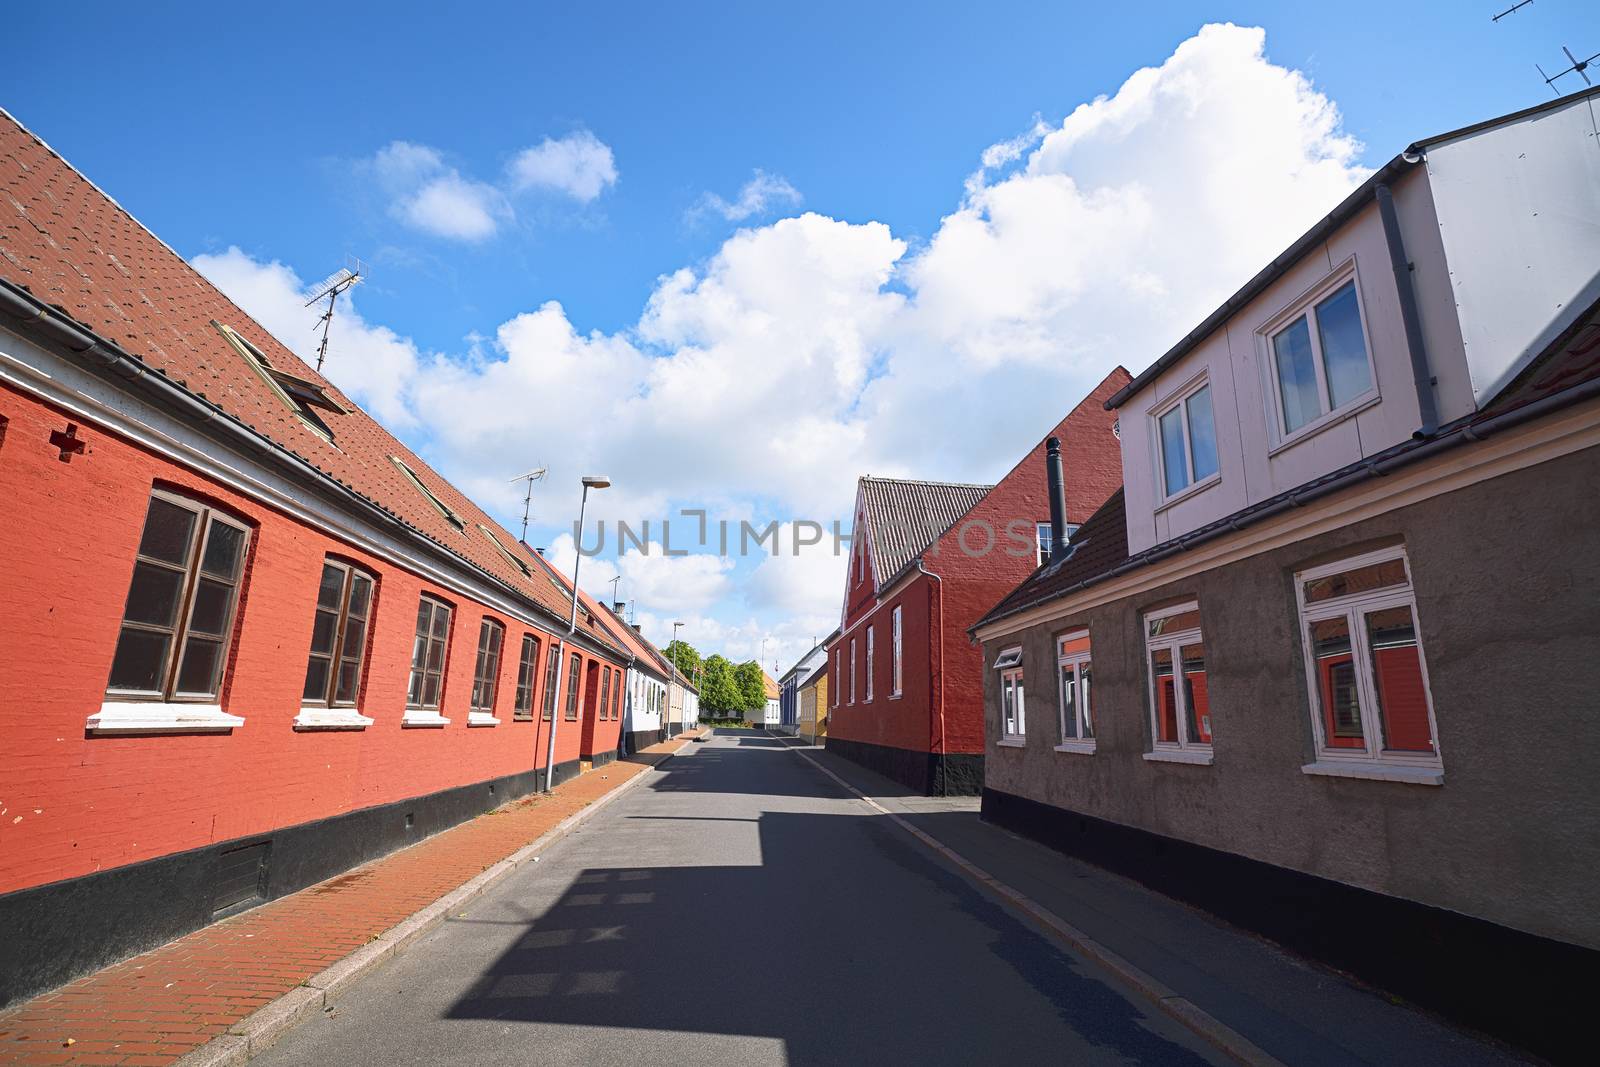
[613,601,626,614]
[1045,436,1067,563]
[632,623,643,633]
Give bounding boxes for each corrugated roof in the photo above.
[0,110,626,660]
[860,476,991,584]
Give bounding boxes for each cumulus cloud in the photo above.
[689,170,803,223]
[507,131,619,202]
[205,24,1369,665]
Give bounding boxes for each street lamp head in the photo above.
[581,475,612,489]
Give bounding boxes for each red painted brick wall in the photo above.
[826,575,934,754]
[0,383,621,896]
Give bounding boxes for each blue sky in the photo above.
[11,1,1595,670]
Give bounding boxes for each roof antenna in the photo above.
[302,256,365,374]
[509,466,549,542]
[1537,46,1598,95]
[1492,0,1532,21]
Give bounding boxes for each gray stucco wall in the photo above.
[981,443,1600,950]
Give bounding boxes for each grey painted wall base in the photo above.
[982,787,1592,1063]
[624,728,661,753]
[824,736,983,795]
[0,759,580,1010]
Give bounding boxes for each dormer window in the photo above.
[1154,378,1219,500]
[390,456,465,533]
[1262,269,1377,440]
[214,322,342,442]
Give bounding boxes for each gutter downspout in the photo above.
[915,557,947,796]
[1376,181,1440,437]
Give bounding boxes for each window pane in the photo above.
[431,604,452,641]
[1311,616,1364,749]
[335,659,359,705]
[1159,406,1189,496]
[188,577,234,637]
[1185,386,1219,482]
[347,574,372,618]
[339,617,366,663]
[1059,663,1078,740]
[1181,642,1211,744]
[109,627,170,692]
[1080,663,1093,739]
[303,656,330,702]
[1316,282,1372,409]
[123,561,185,628]
[1366,606,1435,753]
[310,608,339,655]
[1273,315,1321,433]
[176,635,222,696]
[316,564,345,609]
[201,521,245,580]
[1148,608,1201,638]
[139,497,197,565]
[426,636,445,671]
[1151,647,1178,743]
[422,672,440,709]
[1304,558,1408,604]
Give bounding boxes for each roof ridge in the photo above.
[859,474,996,489]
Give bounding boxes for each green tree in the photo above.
[663,639,701,680]
[700,654,741,715]
[733,660,766,712]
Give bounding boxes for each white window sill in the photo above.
[401,710,451,728]
[997,737,1027,748]
[1054,739,1097,755]
[88,701,245,736]
[1154,471,1221,514]
[467,712,501,727]
[1268,391,1381,457]
[1143,747,1214,766]
[1302,761,1443,786]
[294,707,373,731]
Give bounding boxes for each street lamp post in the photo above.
[543,474,610,793]
[667,620,683,739]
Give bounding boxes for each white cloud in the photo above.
[507,131,618,202]
[205,24,1369,661]
[371,140,510,241]
[689,170,803,223]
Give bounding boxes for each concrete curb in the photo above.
[784,743,1285,1067]
[175,741,693,1067]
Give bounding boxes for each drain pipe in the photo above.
[914,557,947,796]
[1376,182,1439,437]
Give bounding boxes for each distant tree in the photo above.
[733,660,766,712]
[663,640,701,679]
[700,655,741,715]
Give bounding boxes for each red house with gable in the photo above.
[0,111,631,1007]
[825,368,1129,794]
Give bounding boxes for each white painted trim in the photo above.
[401,710,450,728]
[997,738,1026,748]
[1054,740,1097,755]
[88,701,245,735]
[1301,761,1443,786]
[466,712,501,727]
[972,395,1600,641]
[293,707,373,731]
[1142,747,1214,766]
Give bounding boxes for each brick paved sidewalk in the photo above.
[0,732,702,1066]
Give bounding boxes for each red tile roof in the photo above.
[0,110,624,658]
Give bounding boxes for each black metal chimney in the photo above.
[1045,436,1067,563]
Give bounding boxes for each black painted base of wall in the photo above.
[824,736,984,796]
[586,749,617,769]
[982,788,1592,1064]
[625,729,660,754]
[0,760,579,1009]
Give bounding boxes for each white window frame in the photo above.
[891,605,903,697]
[1142,601,1213,765]
[1150,372,1220,506]
[865,625,875,703]
[1256,260,1380,450]
[1036,522,1053,567]
[849,638,858,704]
[833,650,841,707]
[390,455,466,533]
[995,647,1025,746]
[1055,630,1094,754]
[1295,545,1443,785]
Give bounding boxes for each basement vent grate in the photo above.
[211,841,270,917]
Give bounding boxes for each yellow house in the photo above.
[798,662,828,743]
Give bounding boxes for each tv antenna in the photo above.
[1492,1,1532,22]
[509,466,549,542]
[609,574,622,607]
[1538,46,1598,95]
[302,257,365,373]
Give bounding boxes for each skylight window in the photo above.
[213,321,340,442]
[389,456,465,533]
[478,524,531,578]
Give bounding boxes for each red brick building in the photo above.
[824,369,1128,793]
[0,113,631,1007]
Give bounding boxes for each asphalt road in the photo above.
[255,731,1230,1066]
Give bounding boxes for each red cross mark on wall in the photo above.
[49,422,87,463]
